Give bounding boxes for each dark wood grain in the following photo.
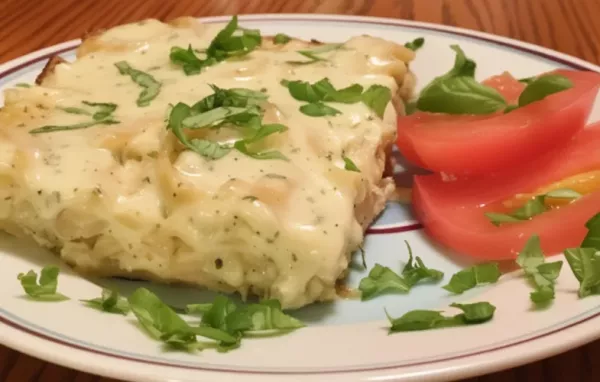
[1,0,599,381]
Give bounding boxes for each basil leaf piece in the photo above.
[518,74,573,108]
[128,288,198,349]
[115,61,161,107]
[287,43,344,65]
[564,247,600,297]
[518,76,536,85]
[401,241,444,287]
[545,188,582,199]
[81,101,118,120]
[581,212,600,250]
[233,123,288,161]
[449,302,496,323]
[417,75,506,115]
[15,83,31,88]
[17,266,69,301]
[241,300,305,331]
[170,45,216,75]
[343,156,360,172]
[359,242,444,300]
[404,37,425,52]
[285,80,326,102]
[443,263,501,294]
[274,33,291,45]
[30,119,119,134]
[322,84,364,104]
[186,303,213,315]
[188,139,232,160]
[182,106,258,129]
[82,289,130,315]
[486,189,581,226]
[359,264,410,300]
[206,16,261,61]
[299,102,341,117]
[58,106,92,116]
[361,85,392,118]
[516,235,563,306]
[387,301,496,332]
[416,45,506,115]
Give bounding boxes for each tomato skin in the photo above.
[412,126,600,260]
[397,70,600,176]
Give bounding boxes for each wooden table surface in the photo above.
[1,0,600,381]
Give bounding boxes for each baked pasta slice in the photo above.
[0,16,415,308]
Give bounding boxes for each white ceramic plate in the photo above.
[1,14,600,382]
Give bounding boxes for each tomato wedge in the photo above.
[481,72,525,104]
[412,124,600,260]
[397,70,600,176]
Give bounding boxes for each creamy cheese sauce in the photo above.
[0,19,413,308]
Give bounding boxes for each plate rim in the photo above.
[1,13,600,382]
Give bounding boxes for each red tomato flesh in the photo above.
[481,72,525,104]
[397,70,600,176]
[412,124,600,260]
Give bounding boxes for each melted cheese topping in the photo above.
[0,18,414,308]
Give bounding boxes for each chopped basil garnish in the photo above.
[29,120,119,134]
[114,61,161,106]
[168,86,287,161]
[81,289,130,315]
[518,74,573,108]
[359,241,443,300]
[282,78,391,118]
[31,101,119,134]
[17,266,69,301]
[342,156,360,172]
[169,45,216,75]
[581,213,600,250]
[170,16,261,76]
[485,189,581,226]
[186,303,213,315]
[443,263,501,294]
[361,85,392,118]
[563,213,600,297]
[199,295,304,351]
[15,83,31,88]
[416,45,506,115]
[234,123,289,161]
[404,37,425,52]
[516,235,563,306]
[128,288,201,351]
[564,248,600,298]
[287,43,344,65]
[299,102,341,117]
[387,301,495,332]
[274,33,292,45]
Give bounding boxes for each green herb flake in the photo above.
[404,37,425,52]
[342,156,360,172]
[516,235,563,306]
[387,301,495,333]
[273,33,292,45]
[115,61,161,107]
[15,83,32,88]
[81,289,130,315]
[17,266,69,301]
[443,263,501,294]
